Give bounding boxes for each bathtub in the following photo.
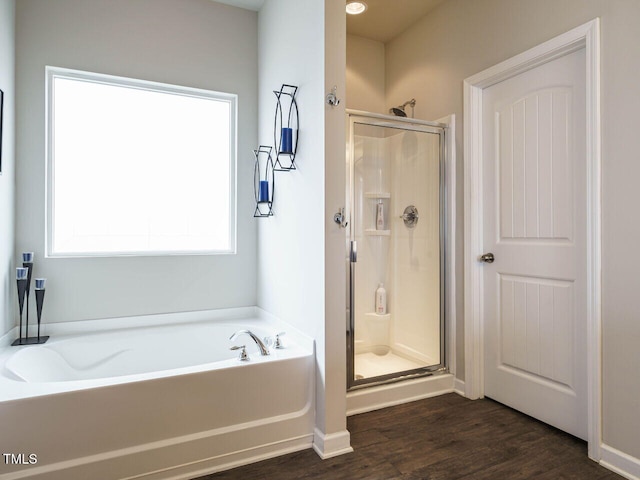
[0,307,315,480]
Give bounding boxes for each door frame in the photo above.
[463,19,601,459]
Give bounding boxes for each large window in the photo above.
[46,67,236,257]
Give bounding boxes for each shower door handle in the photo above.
[350,240,357,263]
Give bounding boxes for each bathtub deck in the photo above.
[198,393,621,480]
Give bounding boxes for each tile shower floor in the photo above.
[355,351,424,379]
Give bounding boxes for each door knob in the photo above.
[479,253,495,263]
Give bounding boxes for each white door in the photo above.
[482,47,587,439]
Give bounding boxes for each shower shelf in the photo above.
[365,312,391,320]
[364,192,391,199]
[365,229,391,236]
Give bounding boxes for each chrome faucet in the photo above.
[229,330,270,356]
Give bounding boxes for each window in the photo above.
[46,67,236,257]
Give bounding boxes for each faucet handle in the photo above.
[230,345,249,361]
[274,332,286,349]
[264,332,286,349]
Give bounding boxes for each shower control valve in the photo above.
[400,205,419,228]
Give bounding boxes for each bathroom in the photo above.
[1,0,640,479]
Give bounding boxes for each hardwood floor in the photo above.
[197,393,622,479]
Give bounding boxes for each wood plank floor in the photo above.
[197,393,622,480]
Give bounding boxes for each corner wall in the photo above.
[323,0,350,457]
[385,0,640,466]
[257,0,350,458]
[15,0,258,324]
[0,0,15,337]
[256,0,325,374]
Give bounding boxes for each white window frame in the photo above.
[45,66,237,258]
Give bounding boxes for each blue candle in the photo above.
[259,180,269,203]
[280,127,293,154]
[35,278,46,290]
[22,252,34,263]
[16,267,28,280]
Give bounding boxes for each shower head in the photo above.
[390,107,407,117]
[389,98,417,118]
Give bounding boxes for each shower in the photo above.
[346,110,446,390]
[389,98,416,117]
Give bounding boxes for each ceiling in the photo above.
[347,0,445,43]
[212,0,444,44]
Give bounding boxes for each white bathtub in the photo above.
[0,308,315,480]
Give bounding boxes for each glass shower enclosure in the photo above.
[346,111,446,390]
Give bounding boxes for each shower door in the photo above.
[346,112,446,389]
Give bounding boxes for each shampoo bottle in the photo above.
[375,283,387,314]
[376,200,384,230]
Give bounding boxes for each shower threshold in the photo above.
[354,351,426,380]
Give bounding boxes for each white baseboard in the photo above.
[454,378,466,396]
[346,373,455,416]
[312,428,353,459]
[600,444,640,480]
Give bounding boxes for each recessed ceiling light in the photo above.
[346,1,368,15]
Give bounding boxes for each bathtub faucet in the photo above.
[229,330,270,356]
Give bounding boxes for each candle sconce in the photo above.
[12,253,49,346]
[273,84,299,171]
[253,145,275,218]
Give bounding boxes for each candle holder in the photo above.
[12,267,29,346]
[273,84,299,171]
[253,145,275,217]
[34,279,49,344]
[11,255,49,346]
[22,252,33,340]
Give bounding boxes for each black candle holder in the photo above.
[12,269,28,346]
[12,258,49,346]
[253,145,275,218]
[23,258,33,338]
[34,283,49,344]
[273,84,299,171]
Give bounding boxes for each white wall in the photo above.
[256,0,325,374]
[346,34,385,113]
[15,0,258,324]
[385,0,640,462]
[0,0,15,337]
[257,0,349,454]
